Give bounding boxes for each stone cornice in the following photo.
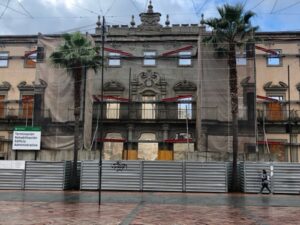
[0,81,11,91]
[173,80,197,92]
[263,81,288,92]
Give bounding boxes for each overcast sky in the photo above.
[0,0,300,35]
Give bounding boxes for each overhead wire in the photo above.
[71,3,99,15]
[17,0,33,18]
[190,0,199,16]
[270,0,278,14]
[144,0,149,12]
[272,0,300,14]
[197,0,210,16]
[129,0,141,14]
[104,0,118,15]
[0,1,27,17]
[0,0,11,18]
[97,0,104,15]
[250,0,266,11]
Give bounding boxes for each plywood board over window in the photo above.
[267,102,284,121]
[0,95,5,118]
[21,95,33,119]
[269,143,287,162]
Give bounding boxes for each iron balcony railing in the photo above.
[257,109,300,122]
[0,107,51,120]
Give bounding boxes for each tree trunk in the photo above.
[228,43,239,192]
[71,66,82,189]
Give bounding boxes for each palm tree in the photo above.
[50,32,101,188]
[202,4,258,191]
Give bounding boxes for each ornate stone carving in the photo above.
[137,1,162,31]
[263,81,288,92]
[18,80,47,92]
[131,70,167,98]
[103,81,125,92]
[33,79,47,94]
[173,80,197,92]
[0,81,11,91]
[17,81,34,91]
[240,76,251,86]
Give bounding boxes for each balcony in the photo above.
[257,109,300,122]
[0,107,51,120]
[93,101,197,121]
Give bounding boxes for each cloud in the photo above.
[0,0,299,35]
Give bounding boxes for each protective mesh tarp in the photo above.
[37,35,97,150]
[197,38,256,161]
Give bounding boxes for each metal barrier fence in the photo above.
[80,160,228,192]
[24,161,72,190]
[239,162,300,194]
[0,169,24,190]
[185,162,228,192]
[273,163,300,194]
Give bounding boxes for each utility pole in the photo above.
[98,16,105,206]
[288,65,292,161]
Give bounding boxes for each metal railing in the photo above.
[257,109,300,122]
[0,107,51,120]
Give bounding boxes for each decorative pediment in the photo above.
[33,79,47,93]
[263,81,288,92]
[137,1,162,31]
[103,81,125,92]
[240,76,254,86]
[173,80,197,92]
[17,81,34,91]
[0,81,11,91]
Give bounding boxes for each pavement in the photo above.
[0,190,300,225]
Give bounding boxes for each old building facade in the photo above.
[0,3,299,162]
[256,32,300,162]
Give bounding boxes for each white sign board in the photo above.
[12,127,41,150]
[0,160,26,170]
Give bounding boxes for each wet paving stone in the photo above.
[0,191,300,225]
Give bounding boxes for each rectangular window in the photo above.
[178,97,192,119]
[108,52,121,67]
[178,51,192,66]
[143,51,156,66]
[142,96,156,119]
[267,50,282,66]
[0,52,9,68]
[24,51,37,68]
[106,101,120,119]
[236,52,247,65]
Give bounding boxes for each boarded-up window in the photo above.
[0,95,5,118]
[269,143,286,162]
[24,51,37,68]
[22,95,33,119]
[267,102,283,121]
